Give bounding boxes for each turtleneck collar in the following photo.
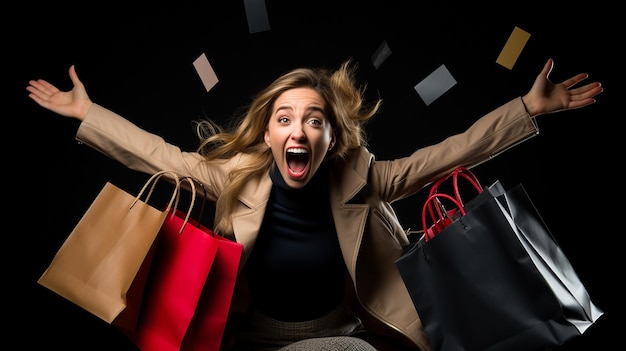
[269,162,330,210]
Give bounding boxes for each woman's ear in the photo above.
[328,134,336,151]
[264,129,271,147]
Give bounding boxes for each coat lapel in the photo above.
[231,171,272,264]
[329,148,373,273]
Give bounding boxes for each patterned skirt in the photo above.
[232,303,377,351]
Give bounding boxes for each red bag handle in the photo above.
[422,193,465,241]
[427,166,482,221]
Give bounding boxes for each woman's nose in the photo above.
[290,125,306,141]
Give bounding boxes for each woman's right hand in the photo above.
[26,65,92,121]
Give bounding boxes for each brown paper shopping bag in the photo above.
[38,170,180,325]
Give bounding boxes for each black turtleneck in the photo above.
[245,163,347,322]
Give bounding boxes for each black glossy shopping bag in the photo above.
[396,181,603,351]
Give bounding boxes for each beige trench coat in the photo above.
[76,97,538,350]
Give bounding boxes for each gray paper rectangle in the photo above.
[414,64,456,106]
[244,0,271,33]
[371,41,392,69]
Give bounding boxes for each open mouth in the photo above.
[286,148,309,177]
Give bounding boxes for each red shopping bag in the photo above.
[181,224,243,351]
[125,176,243,351]
[127,178,221,351]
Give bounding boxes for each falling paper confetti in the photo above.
[244,0,271,34]
[193,53,219,92]
[414,64,457,106]
[371,41,392,69]
[496,26,531,70]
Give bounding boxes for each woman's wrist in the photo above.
[520,95,538,117]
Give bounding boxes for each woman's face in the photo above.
[264,87,335,189]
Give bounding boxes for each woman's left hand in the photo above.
[522,58,603,117]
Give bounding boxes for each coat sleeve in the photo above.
[370,97,538,203]
[75,103,229,201]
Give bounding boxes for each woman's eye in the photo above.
[308,119,322,126]
[278,116,289,123]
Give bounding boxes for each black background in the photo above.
[10,1,617,349]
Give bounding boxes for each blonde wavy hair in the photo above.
[196,59,381,233]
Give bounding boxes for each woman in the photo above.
[27,58,602,350]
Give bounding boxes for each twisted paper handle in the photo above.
[131,170,181,213]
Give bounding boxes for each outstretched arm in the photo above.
[26,65,92,121]
[522,58,603,117]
